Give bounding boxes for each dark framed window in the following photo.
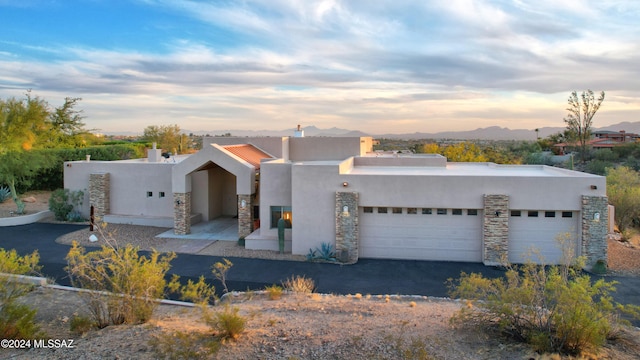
[392,207,403,214]
[467,209,478,216]
[270,206,292,228]
[528,211,539,217]
[159,192,165,198]
[545,211,556,218]
[511,210,521,217]
[562,211,573,218]
[422,208,432,215]
[437,208,447,215]
[146,191,153,198]
[407,208,417,214]
[377,207,388,214]
[452,209,463,215]
[363,207,373,213]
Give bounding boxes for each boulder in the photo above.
[22,196,37,203]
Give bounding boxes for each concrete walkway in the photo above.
[156,217,238,241]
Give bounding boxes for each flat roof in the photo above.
[347,162,601,178]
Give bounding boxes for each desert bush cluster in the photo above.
[448,258,640,355]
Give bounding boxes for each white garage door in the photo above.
[359,207,482,262]
[508,210,580,264]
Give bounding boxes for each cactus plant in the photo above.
[277,218,285,254]
[0,186,10,203]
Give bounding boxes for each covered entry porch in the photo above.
[171,143,271,238]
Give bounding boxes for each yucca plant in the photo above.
[0,186,10,203]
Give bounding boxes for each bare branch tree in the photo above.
[563,90,605,163]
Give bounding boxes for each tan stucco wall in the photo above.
[64,160,174,219]
[258,159,293,239]
[288,158,606,256]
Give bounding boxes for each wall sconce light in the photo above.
[66,163,72,167]
[590,185,598,190]
[594,212,600,222]
[495,211,501,217]
[175,199,181,205]
[342,205,349,216]
[342,182,349,187]
[241,199,246,209]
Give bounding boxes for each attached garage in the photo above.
[508,210,580,264]
[359,207,483,262]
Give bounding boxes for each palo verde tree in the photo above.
[563,90,605,163]
[142,124,191,155]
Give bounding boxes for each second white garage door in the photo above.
[359,207,483,262]
[508,210,580,264]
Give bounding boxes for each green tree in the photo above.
[47,97,91,148]
[142,124,185,155]
[564,90,605,163]
[607,166,640,232]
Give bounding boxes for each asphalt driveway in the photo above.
[1,223,639,322]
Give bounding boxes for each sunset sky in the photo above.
[1,1,639,135]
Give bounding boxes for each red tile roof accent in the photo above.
[222,144,272,169]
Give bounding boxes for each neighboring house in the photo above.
[554,130,639,155]
[64,134,608,269]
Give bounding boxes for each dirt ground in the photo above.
[0,190,51,218]
[3,191,640,359]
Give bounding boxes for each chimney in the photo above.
[148,142,162,162]
[294,124,305,138]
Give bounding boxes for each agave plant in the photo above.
[0,186,10,203]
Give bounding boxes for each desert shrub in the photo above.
[150,330,221,359]
[169,275,217,306]
[282,275,316,294]
[204,305,246,341]
[48,188,85,221]
[0,248,42,339]
[265,284,283,300]
[448,260,640,355]
[65,241,176,328]
[69,314,95,335]
[211,258,233,294]
[0,186,10,203]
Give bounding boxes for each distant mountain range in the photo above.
[108,122,640,141]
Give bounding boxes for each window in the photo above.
[511,210,521,217]
[363,207,373,213]
[452,209,462,215]
[422,208,432,215]
[159,192,165,198]
[270,206,292,228]
[562,211,573,218]
[377,207,388,214]
[407,208,417,214]
[528,211,539,217]
[392,207,402,214]
[545,211,556,218]
[467,209,478,216]
[146,191,153,198]
[437,208,447,215]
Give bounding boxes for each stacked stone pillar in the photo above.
[581,195,609,270]
[483,194,509,266]
[173,192,191,235]
[335,192,359,264]
[89,173,110,224]
[237,194,253,239]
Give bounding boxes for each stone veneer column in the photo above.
[582,195,608,270]
[483,194,509,266]
[173,192,191,235]
[335,192,359,264]
[237,194,253,239]
[89,173,110,223]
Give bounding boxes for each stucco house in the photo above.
[64,133,609,269]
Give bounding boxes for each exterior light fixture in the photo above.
[241,199,247,208]
[594,212,600,222]
[590,185,598,190]
[495,211,501,217]
[342,182,349,187]
[175,199,181,205]
[342,205,349,216]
